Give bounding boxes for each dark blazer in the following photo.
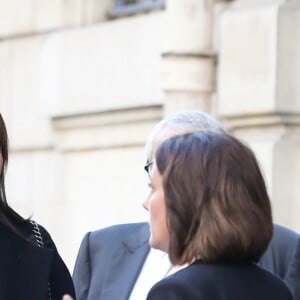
[146,260,293,300]
[73,223,299,300]
[73,223,150,300]
[0,220,75,300]
[259,224,300,299]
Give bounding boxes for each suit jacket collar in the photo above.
[101,223,150,300]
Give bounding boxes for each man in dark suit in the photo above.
[72,222,299,300]
[73,223,150,300]
[259,224,300,299]
[72,111,300,299]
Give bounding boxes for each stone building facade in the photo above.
[0,0,299,269]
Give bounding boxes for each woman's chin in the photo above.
[149,236,159,249]
[149,236,168,252]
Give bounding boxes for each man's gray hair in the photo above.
[145,110,226,162]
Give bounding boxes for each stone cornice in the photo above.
[221,112,300,130]
[51,105,163,152]
[162,50,216,59]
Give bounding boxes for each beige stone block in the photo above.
[218,1,300,116]
[272,132,300,231]
[276,3,300,112]
[6,151,63,217]
[63,0,83,27]
[3,37,53,149]
[6,150,72,266]
[61,0,113,27]
[232,124,300,232]
[218,2,279,115]
[0,0,35,37]
[164,91,212,115]
[0,43,11,118]
[162,56,215,93]
[81,0,113,24]
[39,12,165,116]
[232,126,279,193]
[0,0,114,38]
[35,0,64,31]
[63,146,150,269]
[52,106,163,151]
[164,0,214,53]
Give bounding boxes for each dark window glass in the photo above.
[109,0,165,18]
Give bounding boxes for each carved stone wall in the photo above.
[1,0,299,269]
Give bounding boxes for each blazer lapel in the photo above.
[100,223,150,300]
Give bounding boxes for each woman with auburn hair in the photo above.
[144,132,292,300]
[0,114,75,299]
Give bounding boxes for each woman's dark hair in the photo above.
[155,132,273,265]
[0,114,25,235]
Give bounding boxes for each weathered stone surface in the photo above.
[2,0,300,270]
[39,12,164,116]
[218,2,279,115]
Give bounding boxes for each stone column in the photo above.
[161,0,217,115]
[218,0,300,230]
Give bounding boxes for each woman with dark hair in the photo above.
[0,114,75,299]
[144,132,293,300]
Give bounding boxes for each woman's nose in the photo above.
[142,198,149,211]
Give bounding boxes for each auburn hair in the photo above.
[155,132,273,265]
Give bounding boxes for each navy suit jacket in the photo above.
[259,224,300,299]
[73,223,150,300]
[147,260,293,300]
[73,223,300,300]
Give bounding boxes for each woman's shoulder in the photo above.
[147,263,293,300]
[147,263,213,299]
[13,219,57,250]
[30,220,57,249]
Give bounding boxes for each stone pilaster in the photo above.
[161,0,217,115]
[218,0,300,230]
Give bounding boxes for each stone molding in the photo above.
[52,105,163,151]
[222,112,300,130]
